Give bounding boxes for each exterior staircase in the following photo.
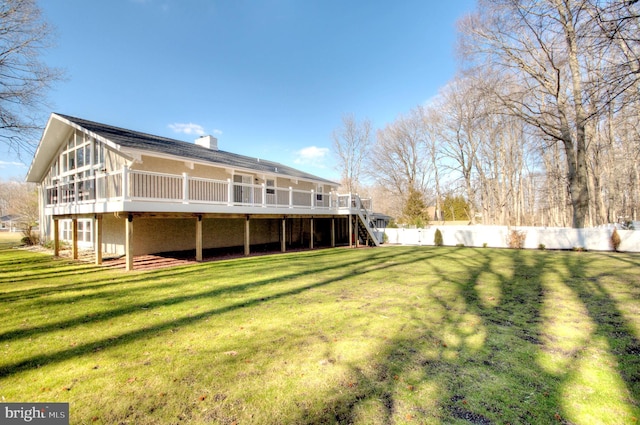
[351,194,381,247]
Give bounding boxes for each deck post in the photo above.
[281,217,286,252]
[310,217,314,249]
[348,214,353,248]
[331,218,335,248]
[53,219,60,257]
[122,165,130,201]
[126,214,134,271]
[95,215,103,265]
[244,216,250,256]
[262,183,267,208]
[72,217,78,260]
[196,215,203,262]
[182,173,189,204]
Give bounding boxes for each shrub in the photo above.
[538,243,546,250]
[508,230,526,249]
[43,239,69,250]
[434,228,443,246]
[611,228,621,252]
[20,231,39,246]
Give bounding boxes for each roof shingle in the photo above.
[57,113,337,185]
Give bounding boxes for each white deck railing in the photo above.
[45,167,371,213]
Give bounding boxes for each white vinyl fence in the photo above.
[384,226,640,252]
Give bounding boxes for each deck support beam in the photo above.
[53,219,60,257]
[244,216,250,256]
[196,215,203,262]
[348,214,353,248]
[331,218,335,248]
[281,217,286,253]
[310,217,314,249]
[126,214,134,271]
[71,218,78,260]
[95,215,103,265]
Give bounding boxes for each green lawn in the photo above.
[0,245,638,424]
[0,231,21,249]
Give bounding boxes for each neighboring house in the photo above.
[0,215,19,232]
[26,113,380,270]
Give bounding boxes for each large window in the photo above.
[59,219,93,247]
[46,131,105,204]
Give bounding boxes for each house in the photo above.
[26,113,381,270]
[0,215,19,232]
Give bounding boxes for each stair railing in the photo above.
[352,194,381,246]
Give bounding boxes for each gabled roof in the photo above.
[27,113,338,186]
[1,214,19,222]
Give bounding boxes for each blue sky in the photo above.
[1,0,476,181]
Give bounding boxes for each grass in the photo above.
[0,231,21,249]
[0,244,639,425]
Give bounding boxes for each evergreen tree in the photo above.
[442,194,470,221]
[402,188,427,227]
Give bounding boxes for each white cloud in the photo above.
[0,160,25,169]
[168,123,206,136]
[293,146,330,168]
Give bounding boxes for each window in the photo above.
[69,149,76,170]
[266,179,275,195]
[77,145,84,168]
[93,140,104,166]
[233,174,252,204]
[47,131,105,204]
[59,219,93,246]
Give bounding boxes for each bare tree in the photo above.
[434,76,486,224]
[587,0,640,105]
[332,114,373,193]
[458,0,639,228]
[0,0,62,158]
[0,180,38,242]
[422,105,445,221]
[371,107,431,197]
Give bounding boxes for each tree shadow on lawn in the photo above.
[0,256,217,303]
[293,249,548,424]
[0,251,110,283]
[3,247,638,423]
[0,247,358,304]
[561,253,640,404]
[0,247,449,380]
[293,248,639,424]
[0,248,401,343]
